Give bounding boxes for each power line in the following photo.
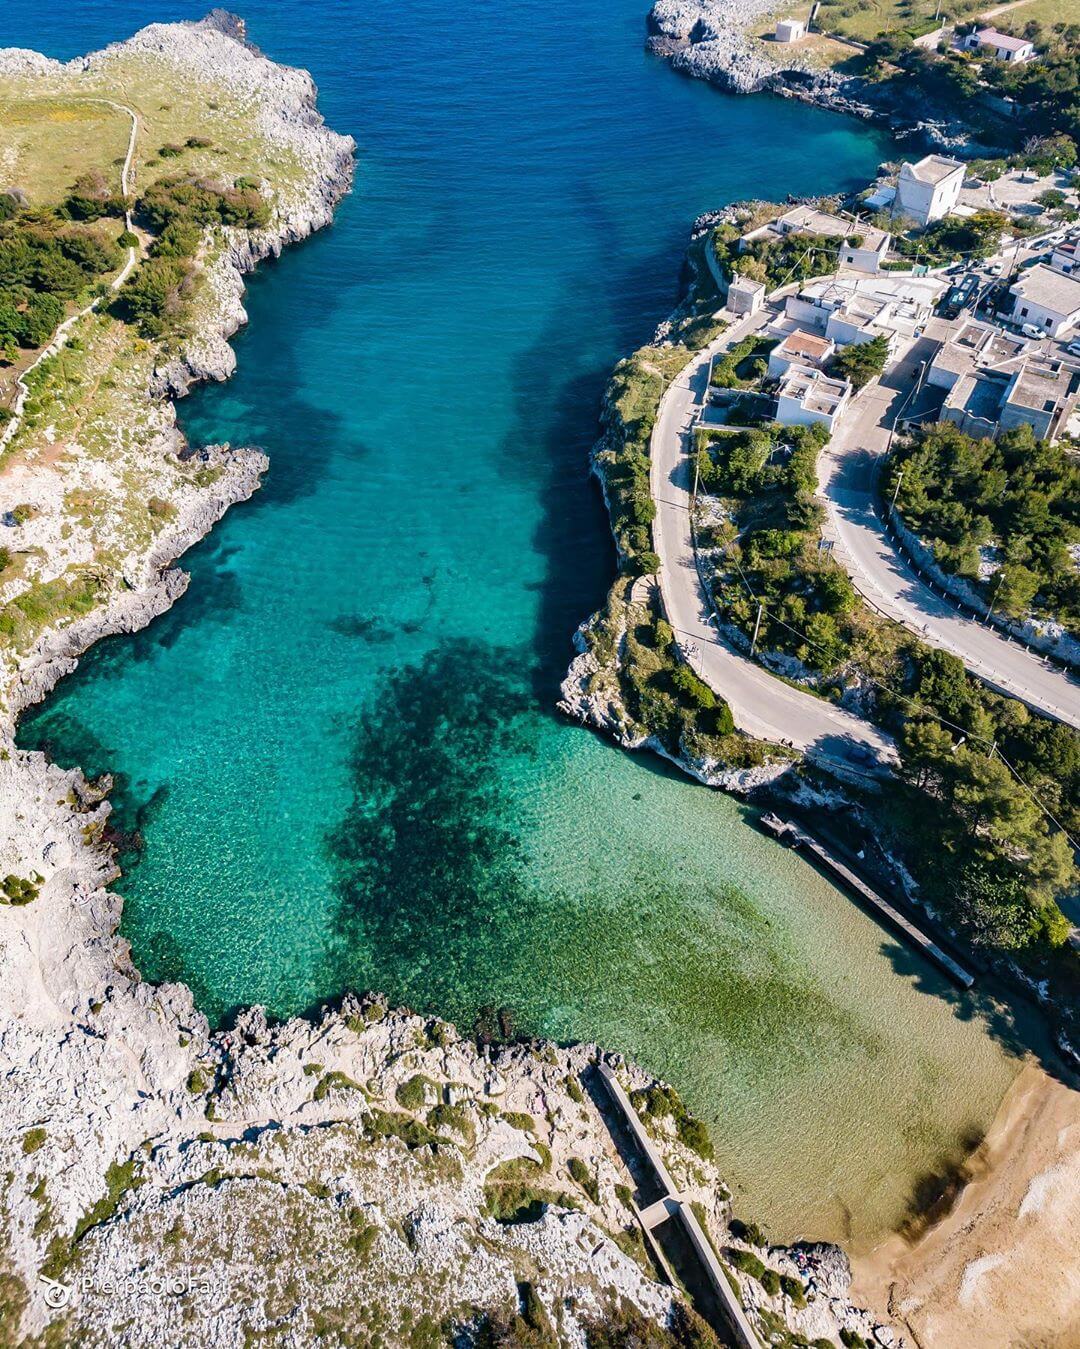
[691,504,1078,847]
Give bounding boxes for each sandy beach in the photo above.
[851,1060,1080,1348]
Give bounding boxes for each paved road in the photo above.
[649,314,898,772]
[818,342,1080,730]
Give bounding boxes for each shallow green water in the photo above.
[13,0,1034,1243]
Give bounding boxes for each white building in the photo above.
[767,330,835,378]
[923,316,1025,391]
[942,356,1078,442]
[775,17,806,42]
[1050,239,1079,275]
[727,272,766,316]
[1009,264,1080,337]
[775,365,851,431]
[893,155,966,227]
[786,273,942,345]
[965,27,1035,63]
[1000,360,1078,441]
[743,205,891,273]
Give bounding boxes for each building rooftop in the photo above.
[975,27,1032,52]
[775,206,889,253]
[1005,359,1078,414]
[1011,264,1080,315]
[729,273,765,296]
[945,370,1006,422]
[903,154,966,186]
[776,331,834,361]
[929,317,1026,375]
[778,364,850,415]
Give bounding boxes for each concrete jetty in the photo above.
[760,812,975,989]
[595,1064,761,1349]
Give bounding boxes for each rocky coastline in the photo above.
[646,0,989,150]
[0,14,898,1348]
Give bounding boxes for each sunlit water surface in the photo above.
[12,0,1035,1242]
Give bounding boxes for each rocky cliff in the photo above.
[0,15,897,1347]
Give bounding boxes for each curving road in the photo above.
[1,98,140,455]
[649,314,898,773]
[817,344,1080,731]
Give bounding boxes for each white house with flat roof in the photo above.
[893,155,966,226]
[726,272,766,316]
[924,316,1025,391]
[965,28,1035,63]
[775,17,806,42]
[941,355,1077,442]
[743,205,891,273]
[775,365,851,431]
[1000,359,1078,441]
[1050,239,1079,275]
[1009,264,1080,337]
[786,273,942,345]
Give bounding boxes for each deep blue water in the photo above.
[10,0,1030,1240]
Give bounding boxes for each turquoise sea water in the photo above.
[12,0,1037,1242]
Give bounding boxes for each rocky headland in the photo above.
[646,0,985,149]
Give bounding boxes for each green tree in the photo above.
[900,717,956,789]
[830,335,890,390]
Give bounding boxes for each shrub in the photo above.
[780,1273,807,1307]
[726,1247,766,1280]
[566,1156,600,1204]
[676,1114,715,1160]
[22,1127,46,1155]
[671,663,716,710]
[482,1158,574,1224]
[840,1332,869,1349]
[186,1067,209,1095]
[313,1070,363,1101]
[365,1109,440,1150]
[760,1268,781,1295]
[426,1103,475,1145]
[729,1217,766,1248]
[1,874,40,905]
[395,1073,433,1111]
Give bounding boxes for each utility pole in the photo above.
[750,601,764,656]
[890,468,904,514]
[984,570,1004,625]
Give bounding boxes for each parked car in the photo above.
[1022,323,1046,339]
[1066,340,1080,358]
[941,273,979,319]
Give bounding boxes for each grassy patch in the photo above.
[482,1158,576,1225]
[566,1156,600,1204]
[73,1158,144,1243]
[395,1073,435,1112]
[0,97,131,205]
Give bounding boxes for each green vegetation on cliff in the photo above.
[886,421,1080,637]
[694,414,1077,964]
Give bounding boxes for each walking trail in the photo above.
[0,98,140,456]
